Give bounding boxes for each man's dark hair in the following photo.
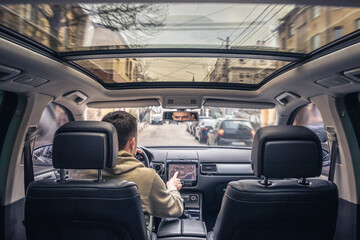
[102,111,137,150]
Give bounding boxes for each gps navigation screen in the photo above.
[168,164,196,180]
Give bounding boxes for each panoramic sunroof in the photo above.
[74,58,290,84]
[1,3,359,54]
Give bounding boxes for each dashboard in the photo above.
[141,147,257,220]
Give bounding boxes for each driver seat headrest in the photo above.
[52,121,118,169]
[251,125,322,178]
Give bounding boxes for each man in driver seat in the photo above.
[70,111,183,238]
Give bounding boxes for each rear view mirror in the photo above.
[163,111,199,121]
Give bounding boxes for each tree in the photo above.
[35,3,168,50]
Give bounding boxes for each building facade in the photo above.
[209,58,278,84]
[278,6,360,55]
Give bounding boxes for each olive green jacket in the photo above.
[69,150,184,219]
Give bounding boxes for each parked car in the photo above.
[186,121,193,132]
[151,114,163,125]
[195,119,217,143]
[189,116,212,135]
[207,119,255,147]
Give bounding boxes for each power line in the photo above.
[235,5,287,47]
[228,4,259,39]
[232,4,278,46]
[253,5,292,43]
[163,4,241,30]
[161,59,202,79]
[230,4,271,45]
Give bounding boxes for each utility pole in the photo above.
[186,71,195,82]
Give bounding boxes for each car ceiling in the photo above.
[0,0,360,117]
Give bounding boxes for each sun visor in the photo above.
[203,99,275,109]
[87,99,160,108]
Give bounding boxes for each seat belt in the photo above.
[24,127,37,193]
[326,126,339,182]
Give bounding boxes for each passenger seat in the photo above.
[209,125,338,240]
[24,121,147,240]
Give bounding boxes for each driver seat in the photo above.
[24,121,147,240]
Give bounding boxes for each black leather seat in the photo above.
[24,121,147,240]
[210,125,338,240]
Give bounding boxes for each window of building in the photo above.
[311,34,321,51]
[239,73,244,79]
[125,58,129,76]
[292,103,329,175]
[356,19,360,30]
[312,6,321,20]
[289,23,295,37]
[246,73,250,78]
[25,4,38,23]
[333,27,343,40]
[32,103,71,175]
[282,37,286,50]
[129,61,133,79]
[239,59,244,63]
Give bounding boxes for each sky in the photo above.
[122,3,295,49]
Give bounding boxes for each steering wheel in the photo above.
[135,145,150,168]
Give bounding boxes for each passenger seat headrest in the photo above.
[251,125,322,178]
[53,121,118,169]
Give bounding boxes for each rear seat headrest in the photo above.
[251,125,322,178]
[53,121,118,169]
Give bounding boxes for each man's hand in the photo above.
[166,171,182,191]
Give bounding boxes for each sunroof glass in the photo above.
[74,58,290,84]
[0,4,359,54]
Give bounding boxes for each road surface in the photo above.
[138,122,205,146]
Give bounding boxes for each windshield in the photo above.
[86,107,277,147]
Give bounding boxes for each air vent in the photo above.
[201,164,217,174]
[0,65,20,81]
[152,163,165,175]
[344,68,360,83]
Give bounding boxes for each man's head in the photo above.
[102,111,138,156]
[172,111,194,121]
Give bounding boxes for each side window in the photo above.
[292,103,329,175]
[32,103,70,175]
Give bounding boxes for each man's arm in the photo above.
[147,173,184,218]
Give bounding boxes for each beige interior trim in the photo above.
[311,94,360,204]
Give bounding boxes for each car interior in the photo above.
[1,0,360,239]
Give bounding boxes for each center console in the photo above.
[166,159,201,221]
[181,192,201,221]
[156,151,207,239]
[157,219,207,240]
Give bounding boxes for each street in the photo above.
[138,122,205,146]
